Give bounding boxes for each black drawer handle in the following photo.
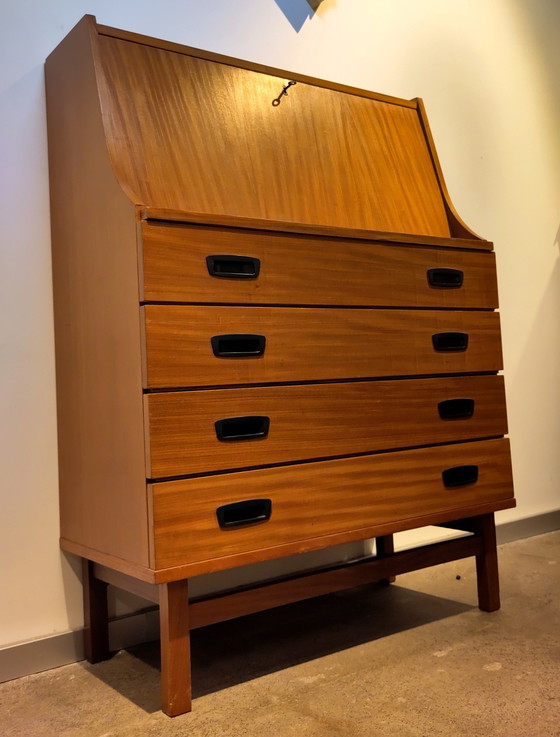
[211,334,266,357]
[432,332,469,352]
[206,255,260,279]
[215,415,270,441]
[216,499,272,528]
[427,268,464,288]
[438,398,475,420]
[442,465,479,488]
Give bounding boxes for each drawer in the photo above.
[140,222,499,308]
[143,306,503,388]
[145,375,508,478]
[151,438,514,570]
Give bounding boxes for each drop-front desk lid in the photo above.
[46,15,491,250]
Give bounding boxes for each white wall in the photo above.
[0,0,558,649]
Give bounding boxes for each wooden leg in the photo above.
[159,579,191,717]
[82,558,110,663]
[375,534,396,584]
[472,513,501,612]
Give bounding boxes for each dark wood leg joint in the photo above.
[472,513,501,611]
[436,513,501,611]
[375,534,396,584]
[82,558,110,663]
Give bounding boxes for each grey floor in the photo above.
[1,531,559,737]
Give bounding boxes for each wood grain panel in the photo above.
[143,306,503,388]
[145,375,508,478]
[141,210,493,251]
[153,496,514,582]
[140,222,498,307]
[96,35,450,237]
[151,439,514,569]
[45,16,149,567]
[96,21,417,110]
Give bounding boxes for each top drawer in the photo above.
[140,222,499,308]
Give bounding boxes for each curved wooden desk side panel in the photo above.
[45,16,149,566]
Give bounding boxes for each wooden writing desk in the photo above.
[45,15,515,715]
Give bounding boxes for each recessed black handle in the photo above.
[211,334,266,357]
[427,268,464,288]
[438,398,475,420]
[216,499,272,528]
[432,332,469,352]
[215,415,270,441]
[442,465,479,488]
[206,255,260,279]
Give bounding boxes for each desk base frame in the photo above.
[82,513,499,716]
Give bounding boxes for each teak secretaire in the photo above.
[45,15,515,715]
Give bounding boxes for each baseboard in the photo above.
[495,510,560,544]
[0,608,160,685]
[2,510,558,684]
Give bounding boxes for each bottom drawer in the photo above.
[151,438,514,572]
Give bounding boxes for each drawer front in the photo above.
[143,306,503,388]
[146,375,508,478]
[151,438,514,569]
[141,222,499,308]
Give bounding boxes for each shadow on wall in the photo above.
[393,1,560,253]
[509,0,560,210]
[504,257,560,511]
[509,0,560,102]
[274,0,331,32]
